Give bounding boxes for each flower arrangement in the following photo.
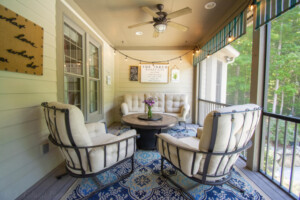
[143,97,156,118]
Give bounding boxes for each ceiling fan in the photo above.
[128,4,192,38]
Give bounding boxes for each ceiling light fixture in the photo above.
[204,2,216,10]
[154,22,167,33]
[135,31,143,36]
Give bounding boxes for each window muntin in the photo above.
[64,23,83,75]
[64,76,82,109]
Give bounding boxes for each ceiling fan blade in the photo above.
[128,21,153,29]
[167,21,189,32]
[142,6,159,18]
[153,30,159,38]
[167,7,192,19]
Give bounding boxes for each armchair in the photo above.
[41,102,137,193]
[156,104,261,199]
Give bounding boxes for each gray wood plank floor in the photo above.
[236,159,293,200]
[16,163,76,200]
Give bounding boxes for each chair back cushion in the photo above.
[47,102,92,146]
[124,94,145,112]
[198,104,261,177]
[145,93,165,112]
[165,94,187,113]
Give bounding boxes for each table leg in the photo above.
[136,128,159,150]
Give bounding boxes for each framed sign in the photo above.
[0,4,44,75]
[140,64,169,83]
[129,66,138,81]
[171,68,180,82]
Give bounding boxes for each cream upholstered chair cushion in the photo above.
[157,104,261,183]
[45,102,136,176]
[165,94,190,121]
[121,93,145,115]
[145,93,165,113]
[165,94,187,113]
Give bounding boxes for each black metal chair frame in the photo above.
[157,107,261,200]
[41,102,137,199]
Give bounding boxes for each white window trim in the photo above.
[62,16,103,122]
[86,34,103,122]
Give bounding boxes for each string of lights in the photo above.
[111,47,193,64]
[193,11,244,58]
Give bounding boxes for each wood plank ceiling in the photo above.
[73,0,249,50]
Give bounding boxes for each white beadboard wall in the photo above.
[114,50,194,122]
[0,0,62,199]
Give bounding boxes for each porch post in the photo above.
[247,23,267,171]
[192,63,199,124]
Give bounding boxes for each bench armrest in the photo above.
[121,103,129,115]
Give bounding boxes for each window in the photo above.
[260,5,300,198]
[63,19,102,121]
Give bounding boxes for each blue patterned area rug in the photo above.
[63,150,266,200]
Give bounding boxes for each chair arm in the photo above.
[107,129,136,142]
[156,134,203,177]
[89,129,137,172]
[121,103,129,115]
[85,122,107,137]
[196,127,203,139]
[180,104,190,121]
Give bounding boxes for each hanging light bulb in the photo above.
[125,56,128,61]
[207,51,211,58]
[192,51,195,56]
[228,32,234,42]
[196,49,199,53]
[180,57,182,63]
[114,50,116,55]
[249,4,254,11]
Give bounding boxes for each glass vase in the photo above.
[148,106,152,119]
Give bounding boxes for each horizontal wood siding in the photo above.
[0,0,62,199]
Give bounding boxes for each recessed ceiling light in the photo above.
[135,31,143,36]
[204,2,216,9]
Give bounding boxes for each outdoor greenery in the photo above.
[226,6,300,118]
[226,24,252,105]
[268,5,300,118]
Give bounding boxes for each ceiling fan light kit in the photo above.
[154,22,167,32]
[128,4,192,37]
